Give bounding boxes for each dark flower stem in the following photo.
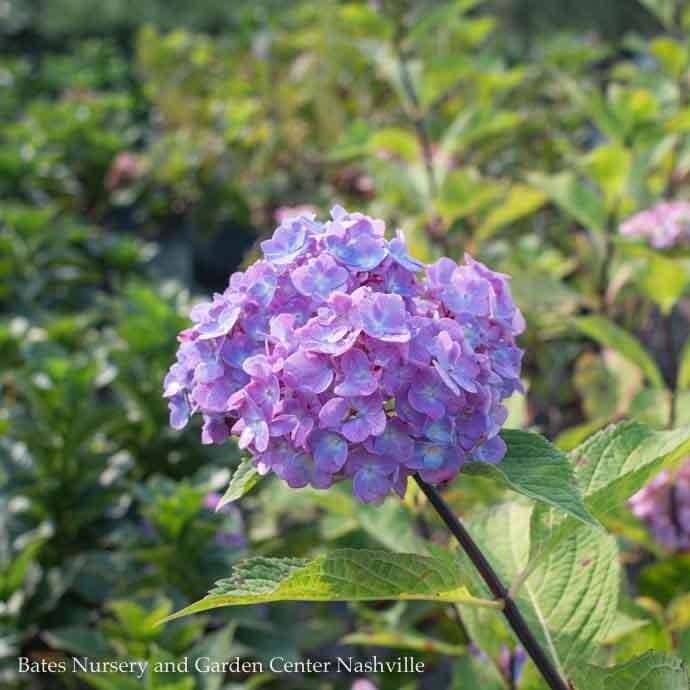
[413,474,571,690]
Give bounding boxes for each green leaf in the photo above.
[436,168,503,224]
[284,485,425,553]
[530,422,690,569]
[528,171,607,233]
[451,653,506,690]
[555,419,609,452]
[574,315,665,388]
[462,429,597,527]
[460,502,619,675]
[570,652,689,690]
[639,254,689,315]
[1,535,45,597]
[343,630,465,656]
[42,626,113,658]
[438,108,522,165]
[560,76,624,143]
[188,625,237,690]
[217,456,262,510]
[667,108,690,133]
[79,674,144,690]
[583,144,631,206]
[638,0,677,28]
[650,37,688,77]
[161,548,496,622]
[368,128,420,162]
[667,593,690,632]
[476,184,547,240]
[677,336,690,391]
[574,422,690,515]
[329,119,371,160]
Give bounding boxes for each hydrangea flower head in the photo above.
[629,459,690,551]
[164,207,524,503]
[619,201,690,249]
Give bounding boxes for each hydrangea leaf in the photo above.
[574,315,665,388]
[529,421,690,569]
[476,184,547,241]
[217,456,262,510]
[461,429,597,527]
[637,253,689,315]
[569,652,689,690]
[638,0,677,28]
[437,168,503,224]
[160,549,496,622]
[677,336,690,391]
[450,654,506,690]
[287,486,426,553]
[458,502,619,677]
[343,630,465,657]
[367,128,420,162]
[527,171,607,234]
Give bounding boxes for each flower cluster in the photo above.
[164,206,524,503]
[629,460,690,552]
[620,201,690,249]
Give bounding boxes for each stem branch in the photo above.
[413,474,571,690]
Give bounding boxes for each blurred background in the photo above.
[3,1,690,689]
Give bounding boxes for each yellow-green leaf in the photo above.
[161,549,497,622]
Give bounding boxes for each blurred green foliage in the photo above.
[3,0,690,689]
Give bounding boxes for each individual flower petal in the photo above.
[369,418,414,463]
[388,230,424,272]
[310,430,348,472]
[357,291,410,343]
[296,306,361,356]
[196,304,241,341]
[201,416,229,445]
[408,376,446,420]
[472,435,507,464]
[441,272,491,317]
[326,218,388,270]
[220,334,261,368]
[277,453,333,489]
[292,254,348,302]
[168,394,189,430]
[353,466,393,503]
[319,396,350,428]
[261,217,309,264]
[409,443,462,483]
[283,350,333,394]
[334,348,379,397]
[341,395,387,443]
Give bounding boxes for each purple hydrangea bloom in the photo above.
[356,290,411,343]
[164,206,524,504]
[292,254,349,302]
[629,459,690,552]
[620,201,690,249]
